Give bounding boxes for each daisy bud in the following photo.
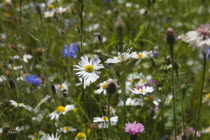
[94,33,103,42]
[51,84,56,95]
[8,129,17,140]
[115,16,125,32]
[181,84,187,99]
[9,79,16,89]
[36,4,41,14]
[2,123,10,139]
[166,28,176,46]
[90,123,98,130]
[173,62,179,72]
[106,81,117,94]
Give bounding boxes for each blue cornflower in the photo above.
[62,43,79,58]
[25,75,41,85]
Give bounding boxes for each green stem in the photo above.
[107,93,113,140]
[193,53,207,140]
[170,45,177,140]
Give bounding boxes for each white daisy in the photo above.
[93,116,118,128]
[57,126,76,133]
[44,11,55,18]
[130,51,151,59]
[23,54,32,63]
[118,98,143,106]
[105,52,131,64]
[40,133,60,140]
[9,100,32,111]
[131,86,154,95]
[49,105,74,120]
[54,82,69,93]
[95,81,108,95]
[34,95,51,113]
[7,64,23,70]
[178,24,210,52]
[0,75,6,82]
[74,56,104,83]
[93,116,118,123]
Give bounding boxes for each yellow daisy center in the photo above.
[88,54,94,58]
[73,108,79,113]
[76,132,86,139]
[18,103,24,106]
[84,65,94,73]
[207,128,210,132]
[137,53,143,58]
[102,83,107,89]
[206,93,210,99]
[48,4,55,9]
[56,106,65,113]
[3,1,10,5]
[31,138,37,140]
[139,90,145,93]
[12,65,17,68]
[147,96,154,101]
[59,85,64,89]
[101,117,109,121]
[63,127,70,131]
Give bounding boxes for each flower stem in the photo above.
[193,53,207,140]
[130,135,138,140]
[108,93,113,140]
[170,45,177,140]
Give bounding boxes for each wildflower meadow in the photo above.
[1,0,210,140]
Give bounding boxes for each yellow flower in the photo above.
[76,132,86,139]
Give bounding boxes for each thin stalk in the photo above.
[176,73,186,134]
[170,45,177,140]
[107,93,113,140]
[194,53,207,140]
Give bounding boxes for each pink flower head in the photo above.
[125,121,145,135]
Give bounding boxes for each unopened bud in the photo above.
[51,84,56,94]
[166,28,176,46]
[106,81,117,94]
[115,16,125,31]
[9,79,16,89]
[94,33,103,42]
[8,129,17,140]
[90,123,98,130]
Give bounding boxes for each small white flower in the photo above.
[93,116,118,123]
[44,11,55,18]
[49,105,74,120]
[54,82,69,93]
[118,98,143,106]
[165,94,173,105]
[0,75,6,82]
[9,100,32,111]
[57,126,77,133]
[74,56,104,83]
[93,116,118,129]
[55,7,69,14]
[130,51,150,59]
[40,133,60,140]
[7,64,23,70]
[34,95,51,113]
[95,79,115,95]
[105,52,131,64]
[131,86,154,95]
[23,54,32,63]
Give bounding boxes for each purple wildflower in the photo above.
[25,75,41,85]
[62,43,79,58]
[125,121,145,135]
